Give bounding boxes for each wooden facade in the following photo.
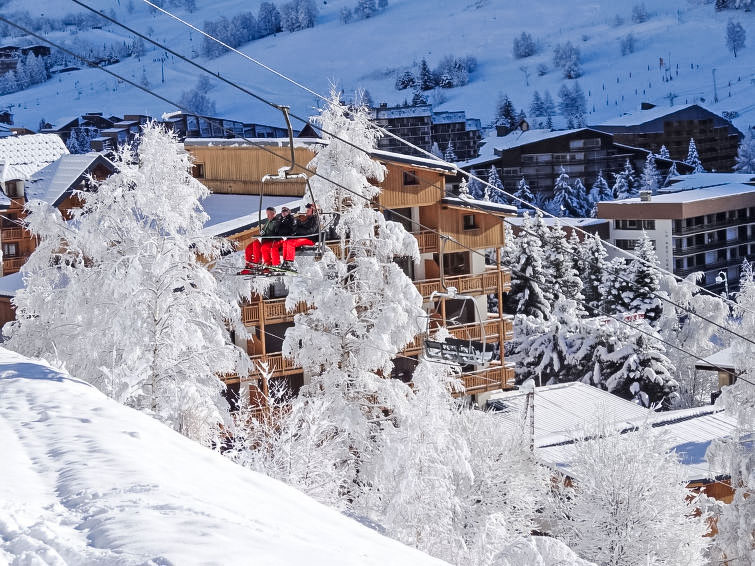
[185,141,517,409]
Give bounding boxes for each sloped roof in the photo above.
[665,172,755,191]
[0,271,24,298]
[694,346,736,372]
[24,153,114,207]
[594,104,696,127]
[608,183,755,205]
[0,134,68,182]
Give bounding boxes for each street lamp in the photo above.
[716,271,729,299]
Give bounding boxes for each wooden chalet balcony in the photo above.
[415,271,504,299]
[1,227,23,240]
[401,317,513,356]
[2,255,28,272]
[248,353,301,378]
[322,230,439,258]
[453,363,516,397]
[242,298,308,326]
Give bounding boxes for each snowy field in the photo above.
[1,0,754,135]
[0,347,448,566]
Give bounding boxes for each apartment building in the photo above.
[597,173,755,292]
[184,138,516,410]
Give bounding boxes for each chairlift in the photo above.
[420,236,491,367]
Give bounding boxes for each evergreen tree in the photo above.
[549,167,589,217]
[640,152,660,194]
[572,177,590,216]
[444,142,457,162]
[506,214,551,319]
[0,71,17,95]
[411,88,428,106]
[486,165,506,204]
[734,127,755,173]
[726,18,746,58]
[257,2,282,36]
[430,141,443,158]
[512,31,536,59]
[589,170,612,204]
[628,233,663,325]
[417,59,435,91]
[457,177,470,196]
[543,221,584,305]
[354,0,378,19]
[394,70,415,90]
[495,93,518,132]
[685,138,705,173]
[601,257,633,315]
[613,159,638,199]
[542,90,556,121]
[576,234,608,311]
[467,175,485,200]
[512,177,534,208]
[529,90,544,117]
[658,145,670,159]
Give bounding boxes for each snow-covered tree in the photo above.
[354,0,378,19]
[601,256,633,314]
[467,175,485,200]
[179,77,217,115]
[281,0,318,32]
[734,127,755,173]
[0,71,17,95]
[430,141,443,158]
[664,160,680,186]
[685,137,705,173]
[549,423,709,566]
[394,70,415,91]
[612,159,638,199]
[282,89,425,502]
[575,234,608,311]
[495,93,518,131]
[486,165,507,204]
[543,221,584,305]
[512,177,534,208]
[417,58,435,91]
[641,152,661,194]
[529,90,544,117]
[444,141,458,162]
[589,170,612,216]
[513,31,536,58]
[552,41,582,79]
[628,233,663,325]
[572,177,590,214]
[257,2,282,36]
[5,123,247,445]
[505,214,551,319]
[548,167,589,217]
[658,144,670,159]
[726,18,746,57]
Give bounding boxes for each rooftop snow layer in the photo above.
[506,216,609,228]
[25,153,112,206]
[0,271,23,297]
[694,346,736,372]
[593,104,696,127]
[607,183,755,204]
[0,347,447,566]
[0,134,68,182]
[665,172,755,191]
[460,128,590,167]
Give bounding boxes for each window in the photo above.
[615,239,656,251]
[191,163,205,178]
[6,180,23,198]
[463,214,478,231]
[2,242,18,257]
[402,170,419,186]
[614,219,655,230]
[502,167,520,176]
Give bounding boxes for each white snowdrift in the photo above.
[0,348,447,566]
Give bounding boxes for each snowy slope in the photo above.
[1,0,754,135]
[0,347,448,566]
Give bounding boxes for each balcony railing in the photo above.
[402,317,513,356]
[452,363,516,397]
[415,271,501,299]
[2,255,29,272]
[673,218,753,236]
[1,227,23,240]
[242,298,308,326]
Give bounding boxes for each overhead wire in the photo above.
[140,0,755,316]
[4,14,752,388]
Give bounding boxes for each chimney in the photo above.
[640,102,656,110]
[639,190,652,202]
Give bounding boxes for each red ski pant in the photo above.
[245,239,277,265]
[281,238,315,261]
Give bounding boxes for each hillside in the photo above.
[0,347,448,566]
[0,0,754,137]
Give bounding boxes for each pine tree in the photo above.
[601,257,633,315]
[512,177,534,208]
[613,159,638,199]
[658,145,670,159]
[628,233,663,325]
[572,177,590,216]
[734,127,755,173]
[640,152,660,194]
[495,93,518,131]
[576,234,608,311]
[5,124,247,444]
[458,177,470,196]
[589,170,612,204]
[467,175,485,200]
[0,71,17,95]
[549,167,589,217]
[530,91,544,117]
[354,0,377,19]
[411,88,427,106]
[685,138,705,173]
[444,142,457,162]
[543,220,584,305]
[257,2,282,36]
[65,128,83,154]
[430,141,443,158]
[506,214,551,319]
[542,91,556,121]
[486,165,506,204]
[417,58,435,91]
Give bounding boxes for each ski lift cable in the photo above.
[138,0,755,316]
[7,17,754,357]
[508,264,755,388]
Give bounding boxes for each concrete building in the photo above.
[592,104,743,173]
[597,173,755,293]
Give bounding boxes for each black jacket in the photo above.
[295,214,319,237]
[276,213,296,237]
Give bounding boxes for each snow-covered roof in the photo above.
[431,111,467,125]
[443,195,516,214]
[538,406,739,482]
[665,172,755,191]
[0,271,24,297]
[201,194,303,237]
[0,134,68,182]
[25,153,113,206]
[506,216,609,228]
[0,348,447,566]
[593,104,696,127]
[488,382,650,445]
[607,183,755,205]
[694,346,736,372]
[371,148,456,173]
[370,105,432,120]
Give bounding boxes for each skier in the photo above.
[276,203,319,271]
[241,206,282,274]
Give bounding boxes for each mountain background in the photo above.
[1,0,753,140]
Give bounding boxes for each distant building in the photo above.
[0,110,12,125]
[592,104,743,173]
[162,111,289,141]
[459,127,689,200]
[369,103,483,161]
[597,173,755,292]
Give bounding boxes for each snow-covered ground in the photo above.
[1,0,754,135]
[0,347,448,566]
